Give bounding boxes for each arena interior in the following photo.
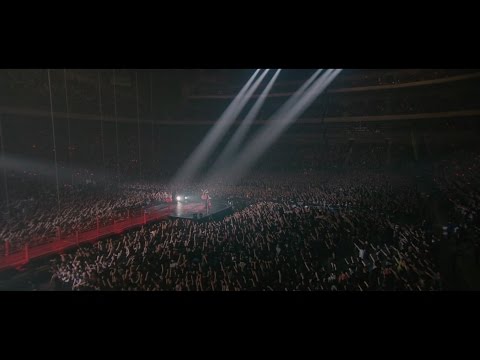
[0,68,479,291]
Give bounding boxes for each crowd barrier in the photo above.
[0,204,173,271]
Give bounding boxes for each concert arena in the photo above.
[0,69,479,291]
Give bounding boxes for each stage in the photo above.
[169,200,233,221]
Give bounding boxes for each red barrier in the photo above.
[24,244,29,263]
[0,204,173,271]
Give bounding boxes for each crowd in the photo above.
[3,138,476,295]
[434,150,480,264]
[43,138,480,294]
[0,142,430,258]
[0,181,170,254]
[50,199,442,291]
[1,144,477,291]
[46,161,444,291]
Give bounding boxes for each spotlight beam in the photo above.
[171,69,268,185]
[215,69,324,180]
[210,69,282,172]
[0,153,115,184]
[270,69,324,117]
[206,69,323,183]
[226,69,342,183]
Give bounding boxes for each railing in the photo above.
[0,203,174,271]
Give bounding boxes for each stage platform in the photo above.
[169,201,233,221]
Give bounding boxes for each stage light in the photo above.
[225,69,342,183]
[176,196,183,201]
[210,69,282,175]
[171,69,266,186]
[184,196,189,200]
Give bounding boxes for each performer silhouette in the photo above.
[201,189,211,213]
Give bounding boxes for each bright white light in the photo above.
[225,69,342,183]
[176,196,183,201]
[211,69,282,174]
[184,196,189,200]
[171,69,263,185]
